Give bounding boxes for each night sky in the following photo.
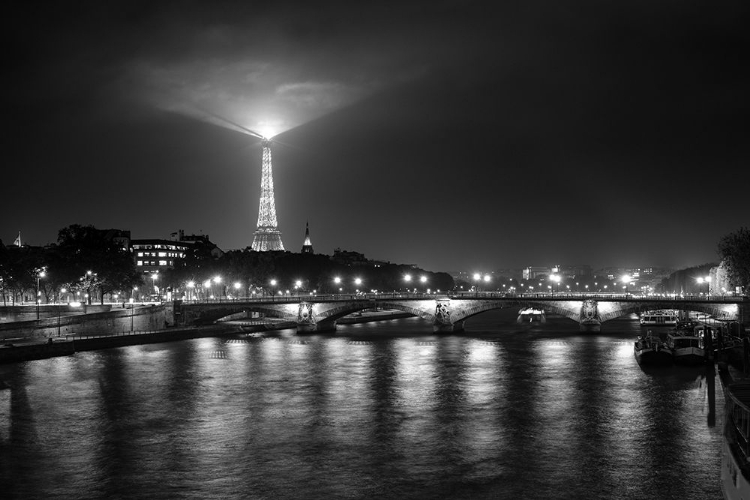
[4,1,748,273]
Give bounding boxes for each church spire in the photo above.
[301,222,313,254]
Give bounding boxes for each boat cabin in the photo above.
[640,311,678,326]
[668,335,703,350]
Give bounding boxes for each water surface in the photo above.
[0,310,723,499]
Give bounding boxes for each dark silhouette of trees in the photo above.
[718,227,750,293]
[0,243,45,305]
[50,225,141,304]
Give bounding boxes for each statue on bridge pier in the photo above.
[580,299,601,332]
[297,302,317,333]
[434,300,464,333]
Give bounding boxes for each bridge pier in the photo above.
[434,320,464,333]
[432,299,465,333]
[297,322,337,334]
[295,302,339,334]
[579,299,601,332]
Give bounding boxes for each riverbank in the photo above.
[0,310,414,364]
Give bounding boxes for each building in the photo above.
[523,266,551,280]
[301,222,314,254]
[101,228,131,251]
[171,230,224,259]
[132,230,223,275]
[131,239,190,275]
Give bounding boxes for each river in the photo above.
[0,309,723,499]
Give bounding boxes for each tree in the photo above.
[718,227,750,294]
[0,243,46,305]
[53,225,141,304]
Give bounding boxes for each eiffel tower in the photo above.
[251,139,284,251]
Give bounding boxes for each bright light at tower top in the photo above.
[257,125,277,140]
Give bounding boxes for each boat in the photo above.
[634,330,673,365]
[639,310,678,326]
[720,375,750,499]
[666,326,707,365]
[675,319,700,333]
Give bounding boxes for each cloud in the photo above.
[276,81,364,109]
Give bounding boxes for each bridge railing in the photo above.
[177,291,747,304]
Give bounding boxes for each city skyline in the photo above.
[4,2,747,273]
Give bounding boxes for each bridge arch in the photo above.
[316,302,424,324]
[182,304,297,326]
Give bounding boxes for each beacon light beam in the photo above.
[192,106,266,139]
[194,105,302,151]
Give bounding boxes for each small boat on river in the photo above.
[634,330,673,365]
[667,326,706,365]
[640,310,678,327]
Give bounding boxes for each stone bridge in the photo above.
[177,295,748,333]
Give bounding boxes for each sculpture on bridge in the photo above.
[435,302,451,325]
[433,300,464,332]
[298,302,315,326]
[580,299,602,332]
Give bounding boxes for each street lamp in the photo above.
[233,282,241,300]
[36,269,46,320]
[213,276,222,302]
[294,280,302,296]
[203,279,212,301]
[84,270,97,305]
[697,276,711,297]
[473,273,481,296]
[270,279,277,300]
[550,274,561,295]
[621,275,631,296]
[151,273,159,302]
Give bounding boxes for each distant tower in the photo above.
[251,139,285,251]
[301,222,314,254]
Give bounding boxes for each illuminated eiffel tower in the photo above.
[251,139,284,251]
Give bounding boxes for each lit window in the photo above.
[137,261,143,266]
[159,260,167,266]
[158,252,166,257]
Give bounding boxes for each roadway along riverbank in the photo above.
[0,310,414,364]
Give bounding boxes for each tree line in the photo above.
[0,225,455,305]
[2,225,748,306]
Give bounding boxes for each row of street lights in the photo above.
[172,274,434,301]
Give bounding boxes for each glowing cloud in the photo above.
[126,57,381,138]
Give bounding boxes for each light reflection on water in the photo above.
[0,310,723,499]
